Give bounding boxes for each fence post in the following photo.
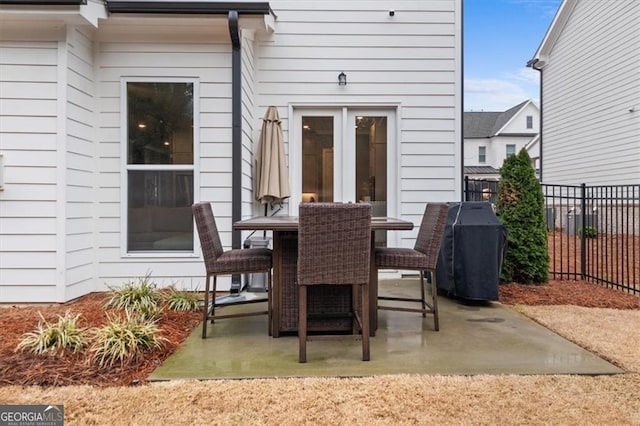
[580,183,586,280]
[464,175,469,201]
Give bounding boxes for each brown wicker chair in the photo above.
[192,202,272,338]
[375,203,448,331]
[297,202,372,363]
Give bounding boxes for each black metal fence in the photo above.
[464,177,639,295]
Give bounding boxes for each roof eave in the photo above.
[528,0,578,68]
[0,0,106,27]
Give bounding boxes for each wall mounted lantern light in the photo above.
[338,72,347,86]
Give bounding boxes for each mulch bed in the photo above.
[499,280,640,309]
[0,282,638,387]
[0,293,201,387]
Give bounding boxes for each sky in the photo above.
[464,0,562,112]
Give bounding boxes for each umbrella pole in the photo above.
[264,204,268,238]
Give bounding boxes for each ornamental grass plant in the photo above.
[90,309,167,368]
[16,311,87,356]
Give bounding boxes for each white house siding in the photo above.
[464,135,532,171]
[500,102,538,135]
[0,35,60,302]
[542,0,640,185]
[463,138,490,167]
[255,0,462,248]
[1,2,461,301]
[95,20,233,291]
[64,25,98,301]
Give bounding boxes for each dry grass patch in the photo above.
[520,305,640,373]
[0,374,639,425]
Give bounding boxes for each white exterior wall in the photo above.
[463,138,489,166]
[500,102,538,135]
[542,0,640,185]
[464,135,532,170]
[255,0,462,248]
[0,33,61,302]
[1,2,461,302]
[490,136,533,169]
[95,20,232,291]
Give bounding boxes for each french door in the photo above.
[291,107,397,246]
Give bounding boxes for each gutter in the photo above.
[0,0,85,4]
[527,58,543,182]
[105,1,271,15]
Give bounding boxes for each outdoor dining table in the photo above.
[234,215,414,337]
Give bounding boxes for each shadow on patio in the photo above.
[149,279,622,381]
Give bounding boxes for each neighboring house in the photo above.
[463,100,540,180]
[528,0,640,185]
[0,0,463,303]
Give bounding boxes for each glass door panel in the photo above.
[292,108,396,249]
[301,116,335,202]
[354,115,388,246]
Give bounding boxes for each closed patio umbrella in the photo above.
[255,106,290,210]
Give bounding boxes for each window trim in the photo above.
[478,146,486,163]
[119,77,200,258]
[506,144,516,158]
[526,115,533,129]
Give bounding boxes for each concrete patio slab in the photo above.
[149,279,623,380]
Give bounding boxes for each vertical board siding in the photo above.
[65,26,97,298]
[241,30,257,221]
[0,40,59,302]
[543,0,640,185]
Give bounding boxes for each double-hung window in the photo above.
[478,146,486,163]
[526,115,533,129]
[506,144,516,158]
[124,80,196,253]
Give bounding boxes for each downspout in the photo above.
[229,10,242,291]
[527,58,543,182]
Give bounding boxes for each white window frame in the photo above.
[506,144,516,158]
[478,146,486,163]
[119,77,200,258]
[289,104,400,247]
[526,115,533,129]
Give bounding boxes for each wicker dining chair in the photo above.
[375,203,448,331]
[297,203,372,363]
[192,202,273,338]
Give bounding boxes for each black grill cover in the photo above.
[436,202,507,301]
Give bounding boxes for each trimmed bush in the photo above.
[578,226,598,239]
[496,149,549,284]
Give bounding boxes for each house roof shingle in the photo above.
[464,166,500,175]
[464,100,530,138]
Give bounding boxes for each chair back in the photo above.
[298,203,371,286]
[192,202,225,273]
[413,203,449,269]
